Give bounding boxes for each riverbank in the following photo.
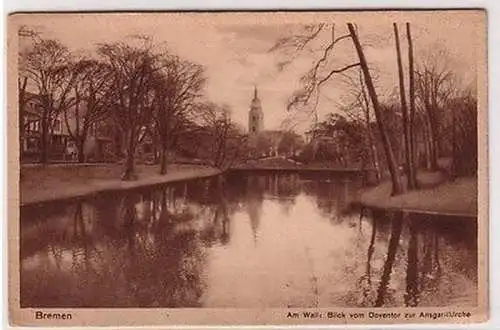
[358,172,477,217]
[20,163,221,206]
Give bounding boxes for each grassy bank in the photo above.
[20,163,221,206]
[358,171,477,217]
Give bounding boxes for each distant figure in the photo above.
[65,143,77,161]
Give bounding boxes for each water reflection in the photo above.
[20,172,477,308]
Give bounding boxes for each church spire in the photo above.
[249,85,263,135]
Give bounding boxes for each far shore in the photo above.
[20,163,222,206]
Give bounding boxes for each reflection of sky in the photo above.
[202,194,378,307]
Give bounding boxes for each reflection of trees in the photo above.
[374,211,404,307]
[404,219,419,307]
[202,181,232,246]
[418,216,443,297]
[365,211,475,308]
[275,173,300,198]
[20,202,73,259]
[71,202,93,272]
[315,181,337,216]
[299,173,355,218]
[359,216,377,306]
[24,187,212,307]
[116,190,207,307]
[94,192,122,239]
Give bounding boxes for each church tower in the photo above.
[248,86,264,136]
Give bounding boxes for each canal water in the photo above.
[20,171,477,308]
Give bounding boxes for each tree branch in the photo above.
[317,63,361,87]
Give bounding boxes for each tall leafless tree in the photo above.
[21,37,80,163]
[271,23,404,194]
[348,23,404,195]
[415,48,454,171]
[152,55,205,174]
[62,59,112,163]
[406,23,418,188]
[198,102,247,169]
[393,23,415,190]
[18,26,40,159]
[98,41,159,180]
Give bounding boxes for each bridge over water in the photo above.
[232,156,372,174]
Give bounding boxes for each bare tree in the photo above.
[335,69,382,182]
[21,37,80,163]
[271,24,360,125]
[62,59,112,163]
[271,23,404,194]
[198,102,247,169]
[18,75,29,163]
[152,55,205,174]
[97,41,159,180]
[348,23,404,195]
[18,27,38,163]
[393,23,415,190]
[415,47,454,171]
[406,23,418,188]
[357,70,382,183]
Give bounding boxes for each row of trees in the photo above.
[272,23,477,194]
[19,28,247,179]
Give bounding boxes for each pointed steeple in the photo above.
[249,85,263,135]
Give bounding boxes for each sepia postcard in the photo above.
[7,10,488,326]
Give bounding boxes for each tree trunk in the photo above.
[114,127,124,160]
[423,78,439,171]
[77,139,85,163]
[423,121,432,169]
[375,211,404,306]
[405,218,419,307]
[427,116,439,171]
[160,141,168,175]
[359,69,381,183]
[40,113,49,164]
[19,77,28,164]
[122,130,137,181]
[348,23,403,195]
[394,23,414,191]
[450,106,457,180]
[406,23,418,188]
[153,136,159,164]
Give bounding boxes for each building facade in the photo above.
[20,93,114,163]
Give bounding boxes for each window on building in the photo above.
[252,126,256,133]
[89,123,96,137]
[27,138,39,150]
[54,119,62,132]
[252,115,256,122]
[28,121,38,132]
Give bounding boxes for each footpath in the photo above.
[20,163,221,206]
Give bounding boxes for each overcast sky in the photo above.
[14,11,485,133]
